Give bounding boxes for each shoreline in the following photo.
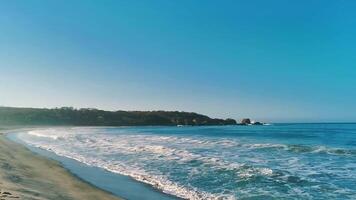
[0,132,123,200]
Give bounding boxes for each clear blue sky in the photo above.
[1,0,356,122]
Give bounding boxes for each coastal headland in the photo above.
[0,106,236,126]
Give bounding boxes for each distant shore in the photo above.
[0,106,237,126]
[0,132,122,200]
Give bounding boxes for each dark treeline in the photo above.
[0,107,237,126]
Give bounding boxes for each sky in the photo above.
[1,0,356,122]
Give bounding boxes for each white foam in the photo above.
[19,128,240,199]
[15,127,356,200]
[27,130,61,140]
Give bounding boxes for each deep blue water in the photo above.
[12,124,356,199]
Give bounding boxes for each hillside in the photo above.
[0,107,236,126]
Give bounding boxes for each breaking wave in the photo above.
[15,126,356,200]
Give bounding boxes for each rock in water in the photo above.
[241,118,251,125]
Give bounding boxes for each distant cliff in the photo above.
[0,107,237,126]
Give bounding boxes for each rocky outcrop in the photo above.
[252,121,263,125]
[240,118,265,125]
[241,118,251,125]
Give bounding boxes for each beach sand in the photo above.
[0,133,123,200]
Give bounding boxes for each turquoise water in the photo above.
[13,124,356,199]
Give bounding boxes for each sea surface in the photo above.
[13,124,356,199]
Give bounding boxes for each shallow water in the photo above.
[14,124,356,199]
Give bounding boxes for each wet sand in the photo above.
[0,132,123,200]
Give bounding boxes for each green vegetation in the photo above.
[0,107,236,126]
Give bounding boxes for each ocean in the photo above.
[12,124,356,199]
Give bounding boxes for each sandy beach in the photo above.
[0,132,122,200]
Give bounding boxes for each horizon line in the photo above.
[1,105,355,124]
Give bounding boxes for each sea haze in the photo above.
[14,124,356,199]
